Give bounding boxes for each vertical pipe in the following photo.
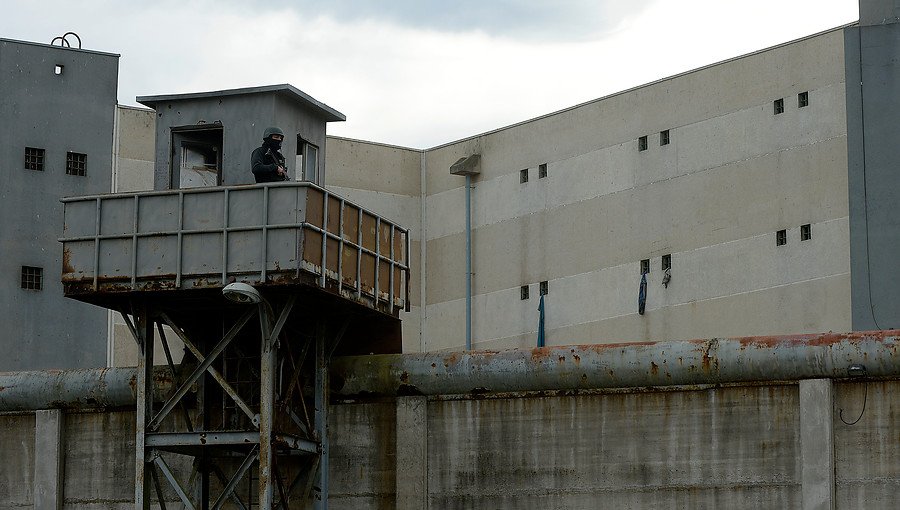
[465,174,472,351]
[419,150,427,352]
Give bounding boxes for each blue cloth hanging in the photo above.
[537,294,546,347]
[638,273,647,315]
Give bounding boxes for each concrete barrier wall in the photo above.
[2,380,898,509]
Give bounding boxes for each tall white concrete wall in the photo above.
[420,28,851,351]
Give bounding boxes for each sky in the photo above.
[2,0,859,149]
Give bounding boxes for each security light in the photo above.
[847,364,867,378]
[222,282,262,304]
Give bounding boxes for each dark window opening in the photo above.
[66,151,87,176]
[798,91,809,108]
[21,266,43,290]
[520,169,529,183]
[538,163,548,179]
[776,229,787,246]
[55,64,64,75]
[521,285,529,300]
[660,130,670,146]
[171,125,223,189]
[539,281,548,296]
[297,136,320,183]
[801,224,811,241]
[774,98,784,115]
[638,136,648,151]
[25,147,45,171]
[640,259,650,275]
[662,254,671,271]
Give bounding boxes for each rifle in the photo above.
[266,147,288,181]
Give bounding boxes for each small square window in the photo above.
[661,254,671,271]
[521,285,530,300]
[66,151,86,176]
[640,259,650,275]
[55,64,64,75]
[798,91,809,108]
[660,130,670,146]
[520,168,528,183]
[776,229,787,246]
[25,147,45,171]
[539,281,548,296]
[638,136,648,152]
[538,163,548,179]
[774,98,784,115]
[800,224,811,241]
[21,266,43,290]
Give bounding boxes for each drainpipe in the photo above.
[449,155,481,351]
[465,174,472,351]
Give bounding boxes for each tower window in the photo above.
[66,151,87,176]
[776,230,787,246]
[798,91,809,108]
[539,281,549,296]
[21,266,43,290]
[801,224,811,241]
[25,147,45,171]
[661,254,671,271]
[520,169,528,183]
[521,285,529,300]
[774,98,784,115]
[638,136,648,151]
[55,64,64,75]
[660,130,670,146]
[538,163,548,179]
[640,259,650,275]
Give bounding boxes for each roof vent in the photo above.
[450,154,481,176]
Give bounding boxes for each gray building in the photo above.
[0,38,118,370]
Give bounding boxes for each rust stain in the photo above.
[62,247,75,274]
[400,371,410,384]
[650,361,659,376]
[572,354,581,365]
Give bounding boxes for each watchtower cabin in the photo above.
[59,85,410,509]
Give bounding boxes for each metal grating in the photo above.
[21,266,43,290]
[25,147,45,171]
[66,151,87,176]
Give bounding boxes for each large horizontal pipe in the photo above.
[330,331,900,397]
[0,366,175,412]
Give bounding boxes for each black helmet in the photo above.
[263,127,284,139]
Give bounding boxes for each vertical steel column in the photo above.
[259,306,276,509]
[134,305,154,510]
[314,320,329,510]
[465,174,472,350]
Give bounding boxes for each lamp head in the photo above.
[222,282,262,304]
[847,363,867,378]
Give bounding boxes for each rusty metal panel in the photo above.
[60,182,410,315]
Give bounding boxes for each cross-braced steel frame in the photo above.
[124,292,339,509]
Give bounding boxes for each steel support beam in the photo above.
[330,331,900,397]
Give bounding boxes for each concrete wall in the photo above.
[420,28,852,351]
[0,39,117,370]
[3,378,898,509]
[845,21,900,330]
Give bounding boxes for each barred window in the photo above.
[776,229,787,246]
[25,147,45,171]
[520,285,529,300]
[638,136,648,151]
[66,151,87,176]
[538,163,548,179]
[539,281,549,296]
[774,98,785,115]
[21,266,43,290]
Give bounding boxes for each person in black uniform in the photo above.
[251,127,288,182]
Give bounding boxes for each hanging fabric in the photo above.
[638,273,647,315]
[537,294,546,347]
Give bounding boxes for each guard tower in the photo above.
[137,84,345,189]
[60,87,409,509]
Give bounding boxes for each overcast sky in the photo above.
[2,0,858,148]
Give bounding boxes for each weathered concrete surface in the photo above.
[395,396,428,510]
[800,379,836,510]
[0,414,35,508]
[329,402,397,509]
[834,380,900,509]
[34,409,64,510]
[426,386,800,509]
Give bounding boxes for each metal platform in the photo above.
[59,182,411,509]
